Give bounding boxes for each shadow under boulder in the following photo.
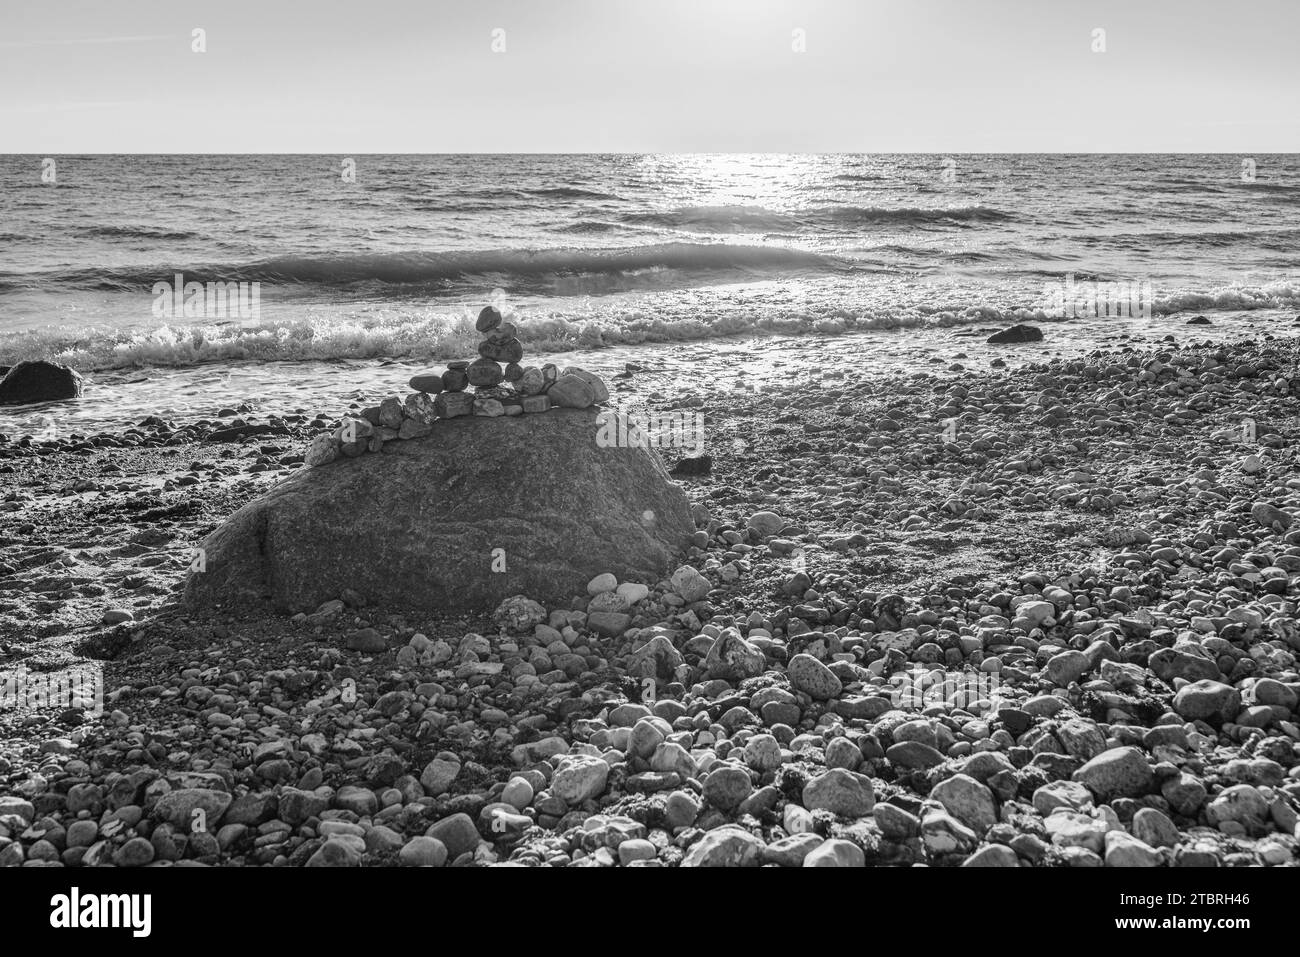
[184,408,695,616]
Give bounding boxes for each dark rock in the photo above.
[986,324,1044,345]
[441,368,469,392]
[671,454,712,476]
[466,359,504,388]
[479,338,524,364]
[0,360,84,405]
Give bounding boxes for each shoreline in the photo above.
[3,310,1297,438]
[1,330,1298,867]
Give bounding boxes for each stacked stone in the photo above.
[303,304,612,468]
[467,306,529,417]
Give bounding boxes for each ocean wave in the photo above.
[1153,281,1300,314]
[0,243,848,294]
[75,225,205,241]
[2,277,1295,373]
[618,204,1015,233]
[0,304,1038,372]
[434,186,623,204]
[526,186,623,200]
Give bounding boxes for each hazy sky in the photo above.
[1,0,1296,152]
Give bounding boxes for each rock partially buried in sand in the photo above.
[0,360,84,405]
[184,408,694,616]
[986,324,1044,344]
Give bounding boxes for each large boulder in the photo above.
[0,360,83,404]
[184,408,694,616]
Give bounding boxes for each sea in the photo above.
[2,153,1298,434]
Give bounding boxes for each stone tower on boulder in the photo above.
[184,408,694,616]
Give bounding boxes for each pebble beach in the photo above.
[2,323,1299,868]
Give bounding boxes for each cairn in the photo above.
[304,305,610,467]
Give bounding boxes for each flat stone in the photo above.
[378,396,405,429]
[404,391,438,423]
[408,371,445,394]
[1104,831,1162,867]
[802,769,874,817]
[703,765,753,811]
[1173,680,1240,722]
[547,376,596,409]
[306,838,362,867]
[420,757,460,796]
[873,803,920,841]
[803,838,866,867]
[434,391,474,418]
[561,367,610,403]
[787,653,842,700]
[1044,810,1106,853]
[426,812,480,859]
[552,754,610,804]
[930,773,997,834]
[467,358,504,388]
[962,844,1019,867]
[399,836,448,867]
[517,367,546,395]
[886,740,946,769]
[441,368,469,391]
[669,564,710,602]
[1032,780,1094,816]
[479,338,524,364]
[1148,647,1221,684]
[986,323,1043,344]
[398,419,434,440]
[587,611,631,637]
[762,832,823,867]
[1072,746,1154,800]
[680,825,765,867]
[153,789,232,829]
[1045,650,1090,686]
[747,511,786,538]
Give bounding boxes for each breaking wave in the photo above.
[0,242,847,293]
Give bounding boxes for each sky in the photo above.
[1,0,1297,152]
